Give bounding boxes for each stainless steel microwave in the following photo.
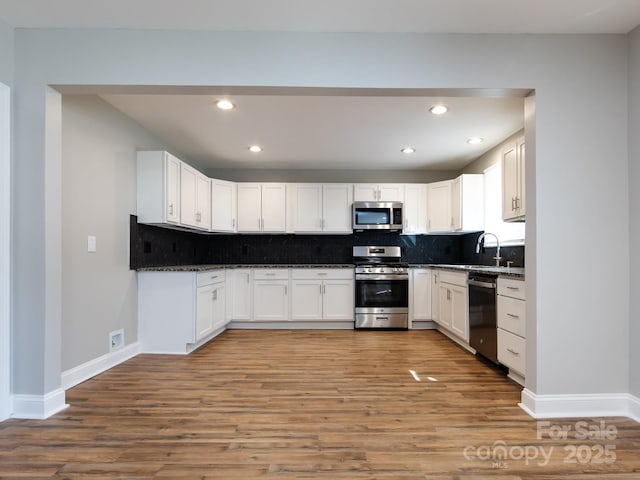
[352,202,403,232]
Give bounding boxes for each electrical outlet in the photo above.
[87,235,97,253]
[109,329,124,352]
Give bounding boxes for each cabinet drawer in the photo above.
[498,328,526,376]
[291,268,353,280]
[253,269,289,280]
[497,295,526,337]
[438,270,467,287]
[196,270,225,287]
[497,277,525,300]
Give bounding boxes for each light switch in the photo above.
[87,235,97,253]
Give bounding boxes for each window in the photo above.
[483,163,525,246]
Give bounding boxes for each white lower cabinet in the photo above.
[228,269,252,321]
[435,270,469,342]
[409,268,432,323]
[252,269,290,321]
[497,277,526,383]
[196,271,226,339]
[138,270,226,354]
[290,269,354,321]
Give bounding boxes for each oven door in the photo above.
[354,275,408,328]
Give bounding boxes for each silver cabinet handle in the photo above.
[265,273,276,276]
[196,212,201,222]
[320,284,323,294]
[232,218,236,228]
[507,348,520,356]
[211,289,217,301]
[323,284,326,294]
[285,285,287,295]
[246,274,250,284]
[168,204,173,215]
[507,313,520,318]
[506,286,520,291]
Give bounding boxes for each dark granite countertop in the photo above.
[137,264,356,272]
[414,264,525,279]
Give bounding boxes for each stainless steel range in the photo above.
[353,246,409,329]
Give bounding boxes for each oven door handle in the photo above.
[355,274,409,281]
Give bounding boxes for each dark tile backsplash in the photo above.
[130,216,524,268]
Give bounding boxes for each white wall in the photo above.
[0,19,13,86]
[629,26,640,399]
[61,95,176,371]
[0,19,13,421]
[10,30,631,415]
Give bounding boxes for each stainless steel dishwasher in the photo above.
[468,272,498,363]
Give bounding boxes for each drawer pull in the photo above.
[265,273,276,276]
[507,348,520,356]
[507,313,520,318]
[506,286,520,290]
[317,272,327,276]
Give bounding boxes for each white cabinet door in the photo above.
[196,173,211,230]
[403,184,427,234]
[427,181,452,232]
[411,269,431,321]
[502,137,525,221]
[137,151,182,226]
[237,183,262,232]
[292,184,323,232]
[195,284,214,341]
[229,269,252,320]
[354,184,404,202]
[253,280,289,321]
[322,184,353,233]
[180,164,210,231]
[431,271,440,324]
[211,283,226,330]
[322,279,354,320]
[261,183,287,232]
[291,280,323,320]
[353,184,380,201]
[437,284,452,329]
[165,153,181,224]
[449,283,468,342]
[211,178,237,232]
[378,184,404,202]
[451,176,461,231]
[518,141,526,216]
[180,163,199,228]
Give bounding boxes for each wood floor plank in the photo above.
[0,329,639,479]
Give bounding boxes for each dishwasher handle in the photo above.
[468,279,497,289]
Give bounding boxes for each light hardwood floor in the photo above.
[1,329,639,479]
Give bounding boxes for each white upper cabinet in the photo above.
[502,136,526,222]
[237,183,287,233]
[353,183,404,202]
[136,151,182,226]
[211,178,237,233]
[403,184,427,234]
[427,175,483,233]
[452,174,484,232]
[426,180,452,232]
[180,163,211,231]
[289,183,353,234]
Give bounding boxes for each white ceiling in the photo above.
[99,91,525,171]
[11,1,636,172]
[0,0,639,33]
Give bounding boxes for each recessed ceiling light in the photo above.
[401,147,416,154]
[248,145,262,153]
[467,137,484,144]
[429,104,448,115]
[216,99,234,110]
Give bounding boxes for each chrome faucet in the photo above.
[475,232,502,267]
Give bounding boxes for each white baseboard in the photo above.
[521,388,640,423]
[628,394,640,422]
[12,388,68,419]
[62,341,141,390]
